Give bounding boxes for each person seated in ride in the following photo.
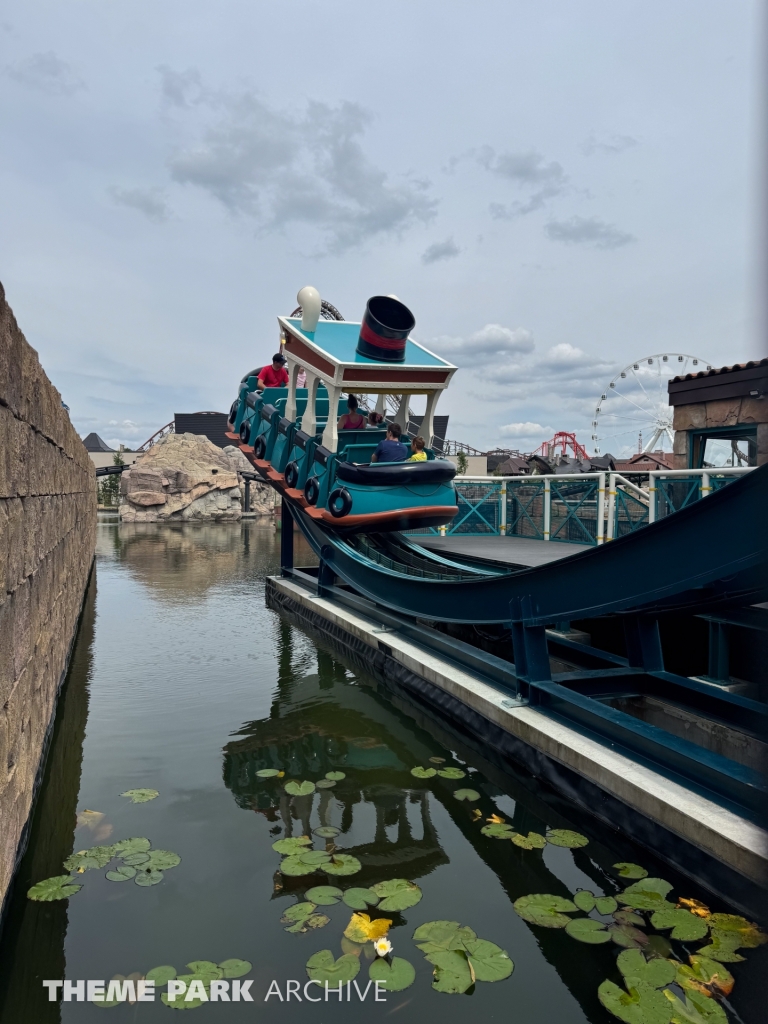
[367,410,384,428]
[408,436,427,461]
[257,352,289,390]
[371,422,407,463]
[338,394,366,431]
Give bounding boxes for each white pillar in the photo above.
[375,393,386,416]
[394,394,409,432]
[421,390,440,447]
[606,472,616,541]
[543,478,551,541]
[321,383,342,452]
[596,472,605,545]
[302,374,320,438]
[284,362,301,423]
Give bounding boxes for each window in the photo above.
[690,425,757,468]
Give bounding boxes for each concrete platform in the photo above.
[419,535,591,567]
[268,574,768,902]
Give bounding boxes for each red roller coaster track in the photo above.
[533,431,589,461]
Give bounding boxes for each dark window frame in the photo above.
[689,424,757,468]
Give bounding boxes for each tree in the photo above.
[98,449,125,507]
[456,451,468,475]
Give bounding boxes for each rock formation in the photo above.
[120,433,245,522]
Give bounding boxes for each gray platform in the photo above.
[419,535,590,567]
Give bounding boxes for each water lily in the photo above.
[374,938,393,958]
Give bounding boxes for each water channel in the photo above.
[0,517,764,1023]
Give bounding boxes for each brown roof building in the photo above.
[667,358,767,468]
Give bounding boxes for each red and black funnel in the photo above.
[356,296,415,363]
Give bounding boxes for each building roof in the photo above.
[668,357,768,407]
[82,432,115,452]
[671,357,768,383]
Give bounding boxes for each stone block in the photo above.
[672,403,706,431]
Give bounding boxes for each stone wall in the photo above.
[0,281,96,918]
[672,397,768,469]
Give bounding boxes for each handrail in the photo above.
[647,466,755,524]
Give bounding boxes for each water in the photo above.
[0,518,764,1022]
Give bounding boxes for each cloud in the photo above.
[582,132,638,156]
[431,323,535,359]
[110,186,171,223]
[162,70,437,253]
[422,237,461,264]
[479,147,567,218]
[545,215,635,249]
[6,51,85,95]
[499,421,552,438]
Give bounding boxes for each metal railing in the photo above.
[406,466,755,545]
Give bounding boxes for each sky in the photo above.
[0,1,765,455]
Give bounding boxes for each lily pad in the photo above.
[146,966,177,986]
[664,988,727,1024]
[27,875,82,901]
[426,949,473,994]
[598,980,673,1024]
[342,887,379,910]
[566,918,611,943]
[256,769,282,778]
[618,949,676,990]
[615,863,649,880]
[316,779,337,789]
[645,936,674,960]
[146,850,181,871]
[134,868,164,886]
[120,789,159,803]
[609,924,650,949]
[106,866,137,882]
[513,893,577,928]
[650,907,708,942]
[481,823,515,838]
[546,829,589,848]
[676,956,734,998]
[306,950,360,985]
[620,878,675,911]
[413,920,477,952]
[272,836,312,855]
[284,780,316,797]
[282,901,317,922]
[305,886,343,906]
[463,938,514,981]
[428,757,446,764]
[371,878,422,912]
[113,837,151,855]
[437,767,466,779]
[186,961,222,980]
[323,854,362,876]
[285,913,330,933]
[344,912,393,943]
[64,850,108,872]
[706,913,767,948]
[162,989,204,1009]
[453,789,480,802]
[313,826,341,839]
[325,771,346,781]
[695,932,745,963]
[369,956,416,992]
[574,890,596,912]
[281,855,325,877]
[512,831,546,850]
[574,890,617,915]
[615,911,646,927]
[122,852,150,866]
[597,897,619,915]
[218,959,251,979]
[410,767,436,779]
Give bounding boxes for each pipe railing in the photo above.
[422,467,756,543]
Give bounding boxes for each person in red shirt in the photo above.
[257,352,289,390]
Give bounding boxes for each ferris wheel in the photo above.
[591,353,710,457]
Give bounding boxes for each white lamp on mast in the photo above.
[297,286,321,333]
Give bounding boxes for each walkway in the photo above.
[418,535,591,568]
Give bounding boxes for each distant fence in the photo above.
[406,467,754,545]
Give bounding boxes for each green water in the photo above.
[0,518,763,1022]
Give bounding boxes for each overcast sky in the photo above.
[1,1,764,454]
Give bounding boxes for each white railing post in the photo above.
[648,472,657,524]
[606,472,616,541]
[543,478,551,541]
[701,471,711,497]
[500,482,507,536]
[596,472,605,545]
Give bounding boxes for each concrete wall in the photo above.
[447,455,488,476]
[0,281,97,918]
[88,451,141,470]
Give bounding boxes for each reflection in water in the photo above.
[0,574,95,1024]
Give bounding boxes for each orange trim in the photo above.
[225,431,240,441]
[284,487,309,507]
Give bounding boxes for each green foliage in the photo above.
[342,887,379,910]
[410,766,436,778]
[512,831,546,850]
[415,921,513,993]
[370,878,422,912]
[650,908,709,942]
[306,951,361,985]
[272,837,312,855]
[618,878,675,911]
[27,875,82,901]
[284,780,316,796]
[565,918,611,944]
[614,863,649,880]
[546,829,589,848]
[452,789,480,802]
[456,452,469,475]
[323,854,362,876]
[305,886,343,906]
[437,767,466,779]
[120,789,159,804]
[368,957,416,992]
[513,893,577,928]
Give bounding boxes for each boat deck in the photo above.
[418,535,591,568]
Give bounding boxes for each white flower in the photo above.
[374,938,393,958]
